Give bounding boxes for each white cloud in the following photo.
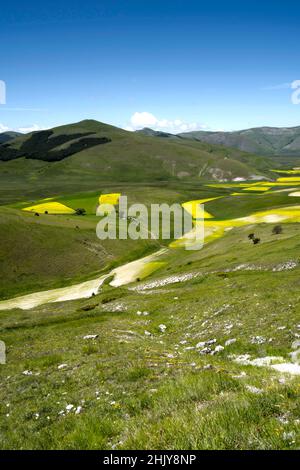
[127,111,208,134]
[0,124,10,133]
[0,123,43,134]
[17,124,43,134]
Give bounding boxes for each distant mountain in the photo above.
[135,127,178,139]
[0,131,21,144]
[178,126,300,156]
[0,119,274,203]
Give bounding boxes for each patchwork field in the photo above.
[0,171,300,449]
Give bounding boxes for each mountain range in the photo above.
[137,125,300,156]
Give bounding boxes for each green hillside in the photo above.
[1,214,299,449]
[0,120,274,205]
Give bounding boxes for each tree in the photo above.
[75,208,86,216]
[272,225,282,235]
[253,237,260,245]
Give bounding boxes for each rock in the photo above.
[199,347,212,355]
[58,363,68,369]
[196,341,206,348]
[225,338,236,346]
[65,404,74,411]
[251,336,266,344]
[206,339,217,345]
[83,334,98,340]
[203,364,213,370]
[214,345,224,353]
[144,330,152,336]
[22,370,32,376]
[291,340,300,350]
[75,406,82,414]
[158,324,167,333]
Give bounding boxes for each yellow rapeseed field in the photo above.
[23,202,75,214]
[99,193,121,205]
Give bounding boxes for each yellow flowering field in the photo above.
[99,193,121,205]
[23,202,75,214]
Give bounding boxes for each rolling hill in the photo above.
[0,120,274,204]
[0,131,21,144]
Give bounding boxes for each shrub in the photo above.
[75,208,86,215]
[272,225,282,235]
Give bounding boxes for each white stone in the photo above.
[158,324,167,332]
[225,338,236,346]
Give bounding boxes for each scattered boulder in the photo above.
[199,347,212,355]
[251,336,266,344]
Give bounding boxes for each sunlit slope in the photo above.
[0,120,273,204]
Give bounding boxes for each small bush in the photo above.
[75,208,86,215]
[272,225,282,235]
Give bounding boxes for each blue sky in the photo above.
[0,0,300,134]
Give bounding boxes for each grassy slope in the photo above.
[0,160,300,449]
[0,222,299,449]
[0,205,158,300]
[0,120,274,205]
